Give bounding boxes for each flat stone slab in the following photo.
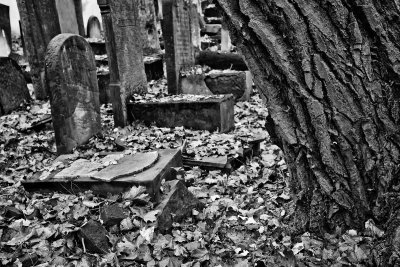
[128,95,235,133]
[22,149,182,201]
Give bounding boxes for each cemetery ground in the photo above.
[0,80,381,266]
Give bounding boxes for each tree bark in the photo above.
[216,0,400,265]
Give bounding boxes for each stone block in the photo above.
[128,95,235,133]
[156,180,205,233]
[0,57,30,116]
[80,220,110,254]
[22,149,183,201]
[205,70,253,101]
[100,204,127,226]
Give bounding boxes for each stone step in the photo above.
[22,149,183,201]
[128,95,235,133]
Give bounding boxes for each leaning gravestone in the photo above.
[17,0,61,100]
[97,0,147,127]
[162,0,196,94]
[45,34,101,155]
[87,16,102,39]
[0,57,30,116]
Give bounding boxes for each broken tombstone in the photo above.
[80,220,110,254]
[156,180,205,233]
[22,149,183,202]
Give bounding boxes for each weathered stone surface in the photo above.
[98,0,147,127]
[156,180,205,233]
[87,16,102,39]
[45,34,101,155]
[180,74,213,95]
[4,206,24,219]
[161,0,195,94]
[92,151,159,182]
[128,95,235,132]
[17,0,61,100]
[204,70,252,100]
[101,204,127,226]
[0,4,11,56]
[0,57,30,115]
[138,0,160,55]
[56,0,80,34]
[23,149,183,201]
[190,0,201,52]
[221,19,231,52]
[80,220,110,254]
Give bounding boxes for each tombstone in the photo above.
[97,0,147,127]
[87,16,102,39]
[55,0,85,36]
[0,57,30,116]
[0,30,10,57]
[45,34,101,155]
[17,0,61,100]
[138,0,161,55]
[0,4,11,53]
[161,0,196,94]
[221,20,232,52]
[190,0,201,52]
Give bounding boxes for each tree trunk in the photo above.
[216,0,400,265]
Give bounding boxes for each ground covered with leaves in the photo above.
[0,80,381,266]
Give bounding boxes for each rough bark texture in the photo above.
[216,0,400,265]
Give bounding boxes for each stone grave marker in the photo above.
[0,4,11,55]
[87,16,102,39]
[56,0,85,36]
[17,0,61,100]
[97,0,147,127]
[138,0,161,55]
[221,19,232,52]
[191,0,201,52]
[45,34,101,155]
[161,0,196,94]
[0,57,30,116]
[22,149,183,202]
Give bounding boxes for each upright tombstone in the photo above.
[138,0,161,55]
[190,0,201,52]
[17,0,61,100]
[97,0,147,127]
[161,0,196,95]
[0,57,30,116]
[0,30,10,57]
[55,0,85,36]
[87,16,102,39]
[45,34,101,155]
[221,19,232,52]
[0,4,11,52]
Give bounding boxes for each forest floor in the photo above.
[0,79,378,266]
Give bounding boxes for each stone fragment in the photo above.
[87,16,102,39]
[0,57,30,115]
[161,0,196,94]
[156,180,205,233]
[45,34,101,155]
[80,220,110,254]
[53,159,102,180]
[100,204,127,226]
[180,73,213,96]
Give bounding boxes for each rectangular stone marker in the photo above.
[221,20,232,52]
[56,0,80,34]
[138,0,161,55]
[17,0,61,100]
[128,95,235,132]
[45,34,101,155]
[190,0,201,52]
[22,149,183,202]
[162,0,195,94]
[97,0,147,127]
[0,4,11,52]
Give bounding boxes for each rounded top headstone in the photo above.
[87,16,102,39]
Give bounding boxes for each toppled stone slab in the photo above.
[128,94,235,133]
[183,155,231,171]
[156,180,205,233]
[101,204,127,226]
[22,149,182,201]
[80,220,110,254]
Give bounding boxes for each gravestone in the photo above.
[56,0,80,34]
[0,30,10,57]
[138,0,161,55]
[87,16,102,39]
[221,20,231,52]
[45,34,101,155]
[162,0,196,94]
[97,0,147,127]
[0,4,11,53]
[0,57,30,116]
[190,0,201,52]
[17,0,61,100]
